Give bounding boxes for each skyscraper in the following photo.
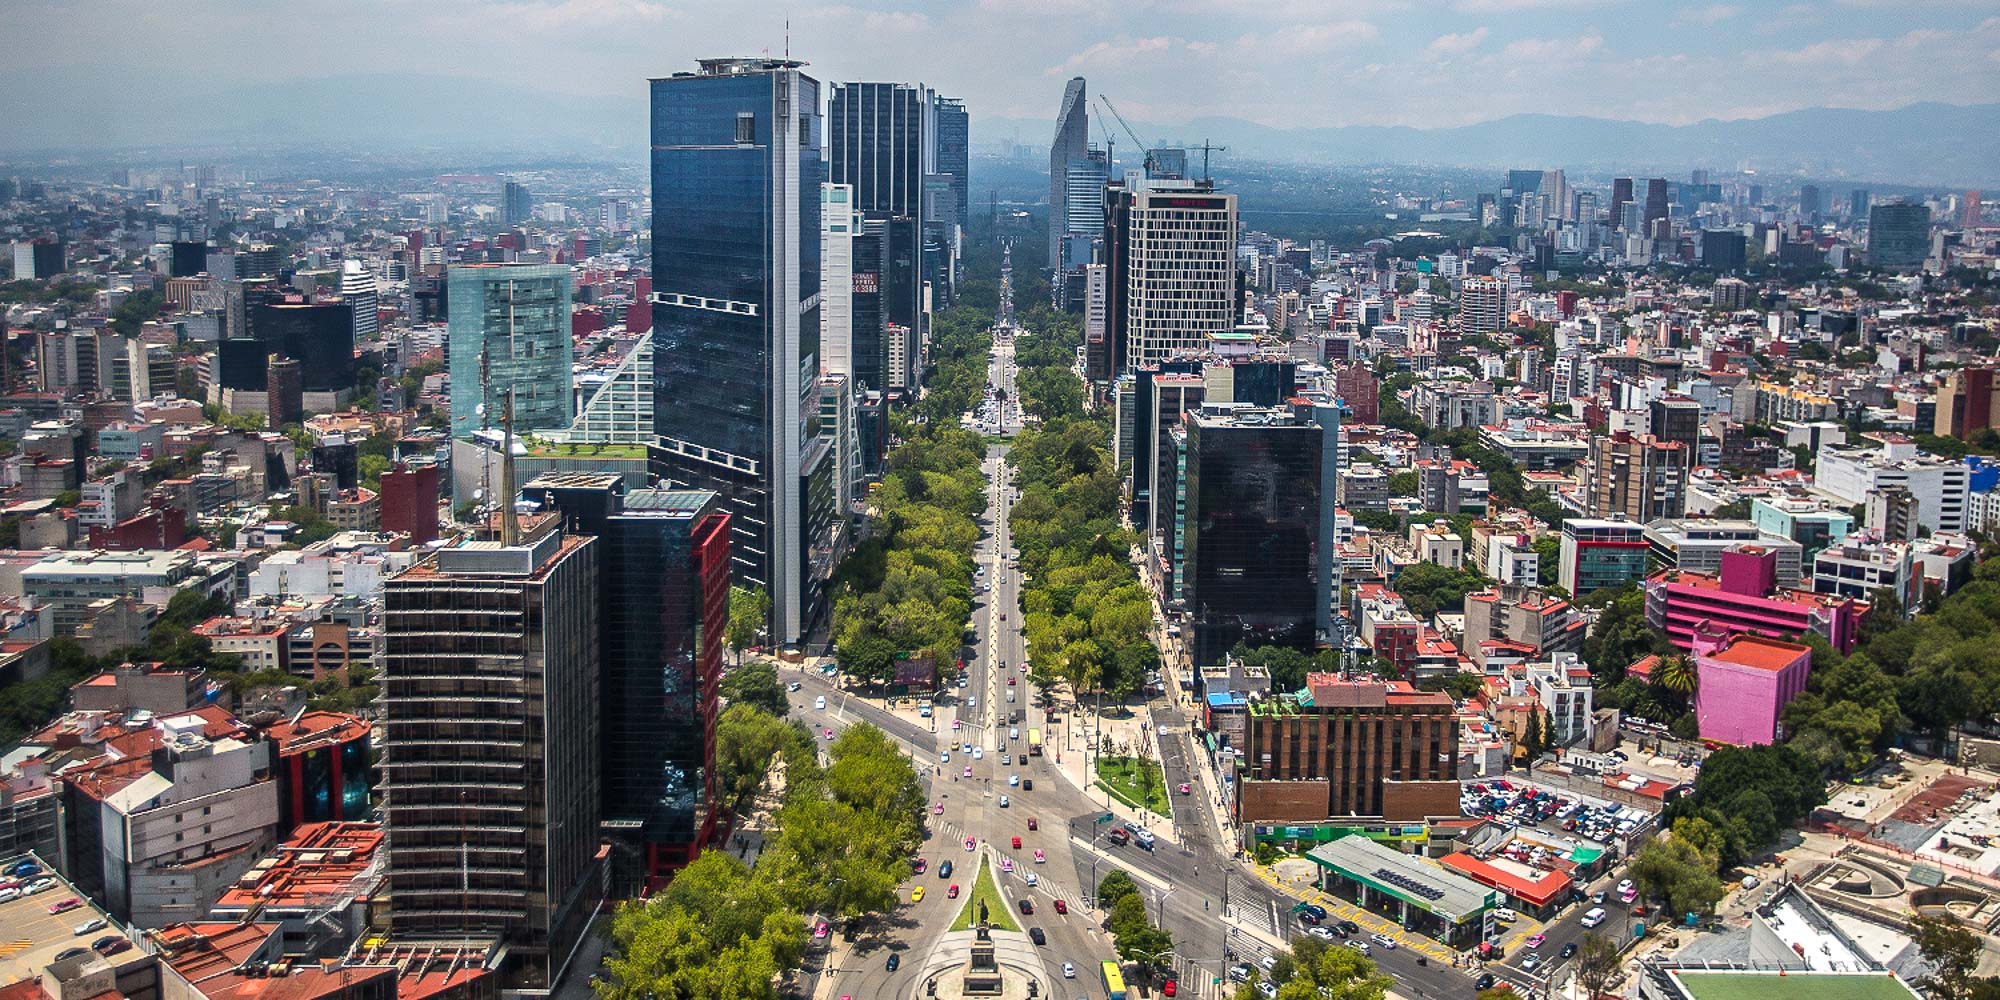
[381,522,601,986]
[649,58,834,646]
[1609,178,1634,231]
[933,96,970,227]
[447,263,574,437]
[1868,202,1932,270]
[1643,178,1670,228]
[1849,188,1872,221]
[821,183,857,380]
[828,81,932,378]
[341,259,378,343]
[502,179,533,226]
[520,475,732,894]
[1798,183,1822,224]
[1048,76,1088,271]
[1101,178,1236,373]
[1701,229,1748,274]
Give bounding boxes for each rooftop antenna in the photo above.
[784,19,790,60]
[498,389,520,546]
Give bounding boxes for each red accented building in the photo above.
[264,711,371,835]
[378,463,440,545]
[87,505,187,551]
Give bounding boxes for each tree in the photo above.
[1574,932,1622,1000]
[1244,937,1393,1000]
[1096,869,1140,909]
[1654,654,1698,699]
[726,586,769,663]
[719,660,789,717]
[1628,836,1724,917]
[1910,915,1983,1000]
[714,704,802,815]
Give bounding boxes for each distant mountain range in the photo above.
[3,70,1994,188]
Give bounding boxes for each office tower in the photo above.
[649,58,834,647]
[819,375,862,517]
[1963,190,1983,228]
[170,240,208,277]
[1238,677,1459,824]
[1691,168,1710,187]
[379,463,441,545]
[219,301,355,393]
[1700,229,1747,275]
[1538,170,1569,221]
[1643,178,1670,228]
[1933,368,2000,439]
[12,239,64,279]
[1559,519,1651,596]
[1056,147,1110,309]
[1798,184,1822,224]
[447,263,574,436]
[382,523,601,985]
[341,260,379,342]
[1182,403,1332,665]
[850,218,889,392]
[1587,431,1688,521]
[1505,169,1543,196]
[520,475,731,893]
[265,355,303,428]
[239,243,283,279]
[1849,188,1872,220]
[1048,76,1089,270]
[1100,178,1236,373]
[933,96,970,227]
[820,184,857,379]
[1082,263,1110,381]
[1461,275,1505,335]
[828,82,930,218]
[502,180,533,226]
[1649,396,1703,463]
[313,438,361,491]
[883,216,922,394]
[1868,202,1932,270]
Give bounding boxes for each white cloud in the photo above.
[1047,35,1189,75]
[1671,3,1739,26]
[1238,19,1380,55]
[1426,26,1489,58]
[1453,0,1621,12]
[489,0,678,28]
[1499,29,1605,61]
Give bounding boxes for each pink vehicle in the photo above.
[1033,849,1045,864]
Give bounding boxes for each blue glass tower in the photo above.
[650,58,832,646]
[446,263,573,437]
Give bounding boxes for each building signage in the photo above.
[853,272,878,293]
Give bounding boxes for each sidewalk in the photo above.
[1247,859,1460,966]
[1044,693,1180,842]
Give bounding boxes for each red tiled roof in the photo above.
[1440,851,1572,907]
[1705,634,1811,673]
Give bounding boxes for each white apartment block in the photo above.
[1815,438,1970,533]
[1123,182,1238,370]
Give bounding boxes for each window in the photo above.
[735,113,755,145]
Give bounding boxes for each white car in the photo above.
[1008,774,1020,786]
[1024,873,1038,886]
[968,695,977,707]
[814,695,826,710]
[1063,963,1076,979]
[1371,933,1397,950]
[1616,879,1635,895]
[1308,926,1336,940]
[787,682,801,692]
[998,795,1010,808]
[973,747,984,760]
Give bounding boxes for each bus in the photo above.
[1100,961,1126,1000]
[1027,728,1043,756]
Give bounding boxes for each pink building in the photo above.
[1644,544,1866,653]
[1692,632,1814,746]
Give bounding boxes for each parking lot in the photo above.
[0,862,132,987]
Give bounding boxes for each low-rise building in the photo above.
[1692,632,1813,747]
[1644,545,1867,654]
[1558,518,1650,596]
[1645,518,1805,584]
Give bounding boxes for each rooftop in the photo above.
[1307,835,1495,921]
[1666,972,1919,1000]
[1705,634,1813,673]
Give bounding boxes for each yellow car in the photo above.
[911,886,925,904]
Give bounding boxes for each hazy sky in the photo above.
[10,0,2000,136]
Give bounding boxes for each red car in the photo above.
[947,884,960,898]
[1027,817,1038,831]
[1011,836,1022,849]
[1163,981,1177,997]
[47,897,81,915]
[1053,898,1068,914]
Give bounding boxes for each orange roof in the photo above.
[1705,634,1811,672]
[1440,851,1572,907]
[155,922,280,985]
[213,822,382,912]
[264,712,368,756]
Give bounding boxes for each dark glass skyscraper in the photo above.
[828,82,929,218]
[933,96,969,228]
[650,58,832,645]
[1869,201,1932,271]
[218,300,355,392]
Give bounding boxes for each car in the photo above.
[934,802,945,815]
[1581,907,1607,928]
[1525,932,1547,949]
[912,857,928,873]
[822,728,834,740]
[1616,879,1635,895]
[23,879,51,895]
[1492,907,1519,923]
[940,860,955,878]
[963,766,973,778]
[911,887,925,903]
[73,919,107,936]
[1163,981,1177,997]
[1308,926,1336,940]
[940,751,951,764]
[1025,873,1038,886]
[1008,676,1016,685]
[1029,927,1047,946]
[1347,940,1371,955]
[962,742,974,754]
[968,695,978,707]
[1001,754,1011,765]
[1001,857,1014,873]
[1022,779,1033,791]
[1229,963,1254,983]
[1000,613,1006,621]
[1560,943,1578,959]
[1027,817,1039,830]
[0,888,17,903]
[48,897,82,915]
[973,747,984,760]
[1034,849,1045,864]
[787,682,801,692]
[1008,774,1020,786]
[1018,898,1034,915]
[1475,974,1497,990]
[886,954,901,972]
[814,695,826,710]
[1106,829,1130,845]
[1303,904,1328,920]
[1371,933,1396,950]
[1010,727,1020,739]
[1257,983,1279,999]
[813,920,830,939]
[1053,898,1067,914]
[1299,910,1321,925]
[1178,782,1192,795]
[1062,962,1076,978]
[953,719,963,731]
[9,862,41,878]
[1012,836,1022,849]
[948,883,960,897]
[999,795,1010,807]
[53,947,90,963]
[1591,890,1607,903]
[1522,955,1543,973]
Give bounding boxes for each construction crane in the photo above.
[1195,139,1228,184]
[1096,96,1156,177]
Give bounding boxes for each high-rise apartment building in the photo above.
[820,183,857,380]
[649,58,835,646]
[266,355,303,428]
[447,263,574,437]
[341,260,379,343]
[381,524,601,987]
[1868,202,1932,270]
[1586,431,1688,521]
[520,475,732,894]
[1047,76,1089,272]
[1102,178,1237,373]
[1460,275,1504,335]
[1935,367,2000,439]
